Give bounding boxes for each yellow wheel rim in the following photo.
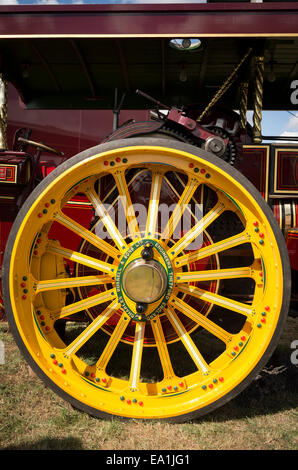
[4,140,289,420]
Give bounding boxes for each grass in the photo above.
[0,316,297,451]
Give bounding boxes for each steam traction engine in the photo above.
[0,3,297,422]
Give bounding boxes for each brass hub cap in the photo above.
[116,239,174,321]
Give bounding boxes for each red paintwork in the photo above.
[0,3,298,37]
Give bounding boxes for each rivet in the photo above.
[50,199,56,204]
[162,388,166,392]
[43,209,48,214]
[239,342,243,347]
[205,173,211,178]
[254,227,259,233]
[110,161,115,166]
[194,167,199,173]
[95,377,100,382]
[231,351,236,356]
[213,378,217,384]
[261,311,266,316]
[133,398,137,403]
[259,240,264,245]
[22,276,28,281]
[58,362,63,367]
[122,158,128,163]
[120,396,125,401]
[85,371,89,376]
[257,323,262,328]
[50,353,55,359]
[41,321,45,326]
[174,386,178,391]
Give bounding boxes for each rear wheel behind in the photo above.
[2,138,290,422]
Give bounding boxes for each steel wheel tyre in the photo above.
[2,138,291,422]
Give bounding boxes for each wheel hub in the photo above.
[116,239,174,321]
[122,258,167,304]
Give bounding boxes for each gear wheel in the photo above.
[205,126,237,165]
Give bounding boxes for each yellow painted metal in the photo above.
[7,144,285,420]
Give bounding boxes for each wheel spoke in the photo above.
[35,274,113,294]
[168,201,225,259]
[46,242,117,274]
[178,284,254,317]
[95,313,128,371]
[176,266,252,283]
[113,169,140,240]
[176,231,249,267]
[145,169,164,237]
[167,306,210,375]
[170,296,232,344]
[54,211,120,259]
[62,299,120,358]
[86,187,128,252]
[151,317,175,380]
[129,321,145,391]
[161,177,199,240]
[51,288,116,320]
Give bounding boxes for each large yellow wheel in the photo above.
[2,138,291,422]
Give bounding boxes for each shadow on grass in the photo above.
[190,348,298,424]
[3,436,83,450]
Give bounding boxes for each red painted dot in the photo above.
[22,295,27,300]
[265,306,270,312]
[179,382,184,387]
[45,203,50,208]
[261,318,266,324]
[53,359,58,365]
[33,250,38,256]
[234,346,239,352]
[21,282,26,288]
[116,157,121,163]
[208,384,213,389]
[219,377,224,382]
[253,221,259,227]
[102,377,107,383]
[91,373,95,378]
[38,213,42,218]
[104,161,109,166]
[167,385,172,390]
[40,315,45,320]
[189,163,194,168]
[259,272,263,277]
[200,168,206,174]
[241,336,246,341]
[37,238,42,244]
[138,401,143,406]
[126,399,131,405]
[45,326,50,331]
[259,233,264,238]
[61,369,66,374]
